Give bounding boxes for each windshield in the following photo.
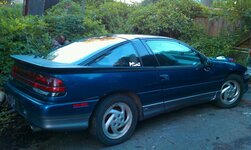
[45,36,125,64]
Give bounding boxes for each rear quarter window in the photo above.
[88,43,141,67]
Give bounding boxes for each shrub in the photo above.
[45,15,107,41]
[0,15,51,87]
[46,0,83,16]
[45,0,107,41]
[94,2,134,33]
[213,0,251,30]
[0,1,108,86]
[189,34,235,57]
[45,15,86,40]
[0,0,11,5]
[128,0,205,40]
[0,4,22,18]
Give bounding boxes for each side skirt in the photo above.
[142,91,220,119]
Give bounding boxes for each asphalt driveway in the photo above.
[1,88,251,150]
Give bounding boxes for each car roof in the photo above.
[109,34,170,40]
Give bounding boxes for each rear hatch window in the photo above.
[45,36,125,64]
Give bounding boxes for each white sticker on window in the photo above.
[129,62,141,67]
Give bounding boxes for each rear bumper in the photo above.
[4,82,98,131]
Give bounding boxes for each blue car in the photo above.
[4,34,249,145]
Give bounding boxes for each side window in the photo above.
[146,40,201,66]
[89,43,141,67]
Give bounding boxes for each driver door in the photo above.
[143,39,218,111]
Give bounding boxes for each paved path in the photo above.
[21,88,251,150]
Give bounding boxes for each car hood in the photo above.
[210,57,247,73]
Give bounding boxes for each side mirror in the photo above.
[198,53,211,66]
[194,51,212,68]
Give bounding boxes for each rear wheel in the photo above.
[90,95,138,146]
[215,74,243,108]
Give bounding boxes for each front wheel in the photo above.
[90,95,138,146]
[214,74,244,108]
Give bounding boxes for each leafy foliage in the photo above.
[0,4,22,17]
[213,0,251,30]
[0,0,11,5]
[141,0,159,6]
[94,2,133,33]
[45,0,107,40]
[128,0,205,40]
[189,34,235,57]
[0,13,51,86]
[0,1,107,86]
[47,0,83,16]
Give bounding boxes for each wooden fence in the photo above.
[194,16,237,36]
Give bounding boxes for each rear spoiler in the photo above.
[11,55,140,73]
[11,55,82,69]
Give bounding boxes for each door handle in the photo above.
[204,66,211,72]
[160,74,170,80]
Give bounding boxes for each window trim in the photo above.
[136,39,159,67]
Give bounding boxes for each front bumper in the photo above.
[4,82,97,131]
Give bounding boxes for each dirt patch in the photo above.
[0,102,53,149]
[232,136,251,149]
[0,115,54,149]
[213,142,232,150]
[213,136,251,150]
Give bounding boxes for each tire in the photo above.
[90,95,138,146]
[214,74,244,108]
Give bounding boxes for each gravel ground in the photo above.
[1,88,251,150]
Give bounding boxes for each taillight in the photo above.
[33,77,66,93]
[11,65,66,96]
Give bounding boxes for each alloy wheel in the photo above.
[220,80,240,105]
[102,102,133,140]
